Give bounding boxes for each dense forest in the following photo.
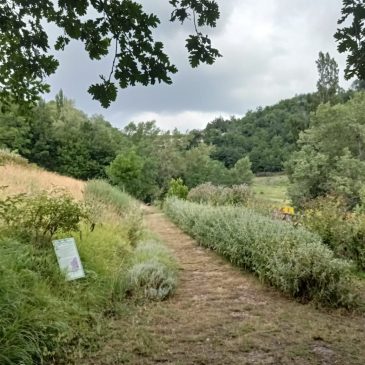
[0,83,363,203]
[200,91,354,173]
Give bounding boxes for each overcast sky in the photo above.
[45,0,350,131]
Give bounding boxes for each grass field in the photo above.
[252,174,289,205]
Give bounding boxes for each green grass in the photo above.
[252,174,289,205]
[84,179,136,215]
[0,232,113,364]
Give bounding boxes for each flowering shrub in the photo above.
[300,196,365,270]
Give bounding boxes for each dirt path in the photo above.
[86,206,365,365]
[141,207,365,365]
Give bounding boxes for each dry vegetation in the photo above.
[0,164,84,200]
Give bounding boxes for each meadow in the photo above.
[251,174,289,205]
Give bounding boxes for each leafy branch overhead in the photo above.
[0,0,221,108]
[335,0,365,81]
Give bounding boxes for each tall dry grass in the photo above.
[0,164,84,200]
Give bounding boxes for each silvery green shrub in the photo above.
[164,197,355,307]
[187,182,251,206]
[124,240,178,300]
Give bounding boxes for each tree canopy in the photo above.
[316,51,339,103]
[0,0,221,108]
[286,92,365,208]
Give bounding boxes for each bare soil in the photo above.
[86,206,365,365]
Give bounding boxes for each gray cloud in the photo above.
[45,0,351,131]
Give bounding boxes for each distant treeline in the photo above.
[195,91,354,173]
[0,88,356,201]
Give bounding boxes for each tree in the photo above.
[106,150,145,197]
[352,79,365,91]
[335,0,365,81]
[286,93,365,207]
[229,156,254,185]
[0,0,221,108]
[316,51,339,103]
[182,143,227,188]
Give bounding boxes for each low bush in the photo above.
[122,240,178,301]
[164,198,355,307]
[187,183,251,206]
[167,178,188,200]
[0,190,89,244]
[300,196,365,270]
[0,149,28,166]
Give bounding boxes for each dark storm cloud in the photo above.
[45,0,350,130]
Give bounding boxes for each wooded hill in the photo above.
[199,91,353,173]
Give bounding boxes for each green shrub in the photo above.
[0,149,28,166]
[300,196,365,270]
[122,240,178,301]
[187,182,251,206]
[0,191,89,244]
[164,198,355,307]
[167,178,188,200]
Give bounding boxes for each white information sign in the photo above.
[52,238,85,281]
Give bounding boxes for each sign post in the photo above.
[52,238,85,281]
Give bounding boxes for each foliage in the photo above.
[286,93,365,207]
[0,95,127,180]
[123,240,178,301]
[181,143,226,187]
[164,198,355,307]
[106,151,145,196]
[316,51,339,103]
[201,94,320,172]
[299,196,365,270]
[104,123,254,201]
[187,183,252,206]
[0,190,89,243]
[335,0,365,81]
[229,156,254,185]
[0,149,28,166]
[0,1,220,107]
[182,144,254,188]
[167,178,189,200]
